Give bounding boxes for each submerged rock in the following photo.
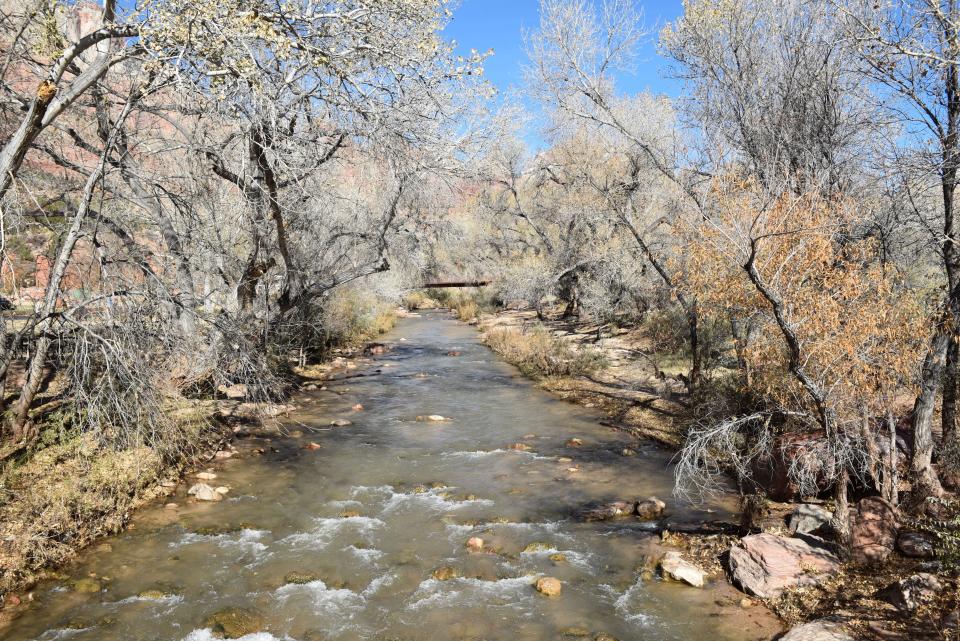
[203,607,266,639]
[578,501,635,522]
[535,576,562,596]
[658,551,705,587]
[416,415,450,422]
[523,541,553,553]
[728,533,840,598]
[284,571,319,585]
[466,537,485,552]
[431,566,459,581]
[565,438,584,447]
[71,578,101,594]
[330,419,353,427]
[196,472,218,481]
[508,443,533,452]
[137,589,173,600]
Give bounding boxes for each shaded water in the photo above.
[6,313,780,641]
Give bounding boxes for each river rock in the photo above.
[432,566,459,580]
[779,620,853,641]
[849,496,898,565]
[284,571,319,585]
[214,486,229,495]
[788,504,832,534]
[635,497,666,520]
[509,442,533,452]
[535,576,562,596]
[330,419,353,427]
[896,531,936,559]
[213,450,233,459]
[658,551,705,587]
[565,438,584,447]
[416,415,450,422]
[71,578,101,593]
[466,537,484,552]
[578,501,635,521]
[352,403,364,411]
[196,472,217,481]
[204,607,265,639]
[188,483,223,502]
[305,442,322,450]
[876,573,941,611]
[728,533,840,598]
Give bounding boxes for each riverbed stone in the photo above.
[578,501,635,521]
[330,419,353,427]
[635,497,666,520]
[432,566,459,581]
[71,578,101,593]
[284,571,319,585]
[788,504,833,535]
[196,472,218,481]
[203,607,266,639]
[416,415,450,422]
[188,483,223,502]
[728,533,840,598]
[779,620,853,641]
[535,576,562,596]
[508,442,533,452]
[876,573,941,611]
[658,551,705,587]
[466,537,484,552]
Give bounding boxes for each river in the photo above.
[6,312,781,641]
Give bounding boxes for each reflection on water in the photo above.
[6,312,780,641]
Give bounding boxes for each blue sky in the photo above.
[443,0,685,100]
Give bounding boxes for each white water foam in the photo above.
[382,487,493,514]
[171,529,270,554]
[600,580,654,626]
[406,575,535,611]
[277,516,384,549]
[182,631,291,641]
[519,546,594,573]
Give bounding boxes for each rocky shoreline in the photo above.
[476,308,958,641]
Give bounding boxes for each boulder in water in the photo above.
[508,442,533,452]
[352,403,364,411]
[535,576,562,596]
[71,578,101,593]
[188,483,223,502]
[565,438,584,447]
[658,551,705,587]
[635,497,666,520]
[203,607,266,639]
[330,419,353,427]
[466,537,485,552]
[196,472,217,481]
[578,501,635,521]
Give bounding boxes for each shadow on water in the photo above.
[4,311,782,641]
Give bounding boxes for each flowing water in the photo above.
[5,312,781,641]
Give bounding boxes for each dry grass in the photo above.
[483,326,607,378]
[451,297,479,321]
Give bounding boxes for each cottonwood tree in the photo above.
[841,0,960,496]
[525,0,709,389]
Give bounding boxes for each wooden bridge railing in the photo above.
[422,280,491,288]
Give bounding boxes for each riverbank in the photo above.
[476,307,959,641]
[0,304,401,622]
[1,310,785,641]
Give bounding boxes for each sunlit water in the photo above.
[5,312,780,641]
